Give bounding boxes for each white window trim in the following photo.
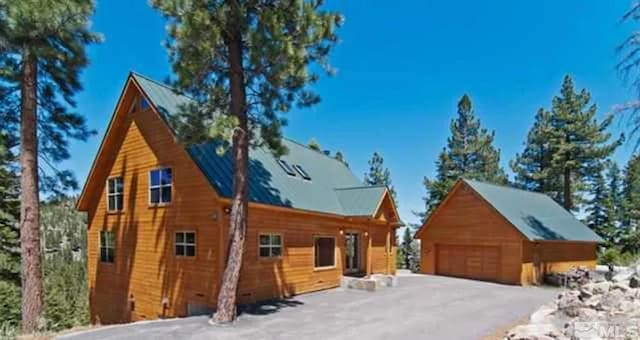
[149,167,172,205]
[106,176,124,212]
[175,231,196,257]
[100,230,115,263]
[258,233,283,259]
[313,235,337,270]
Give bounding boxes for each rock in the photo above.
[557,291,584,317]
[581,281,611,296]
[530,304,557,324]
[630,275,640,288]
[612,269,634,283]
[583,296,603,310]
[601,289,626,312]
[506,323,567,340]
[611,282,630,293]
[576,307,600,321]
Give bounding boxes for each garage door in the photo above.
[436,244,500,282]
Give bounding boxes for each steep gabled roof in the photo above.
[79,72,396,220]
[461,179,602,242]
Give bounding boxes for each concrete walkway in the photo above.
[58,274,557,340]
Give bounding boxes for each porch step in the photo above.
[341,274,398,292]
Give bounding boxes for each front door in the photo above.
[345,232,360,274]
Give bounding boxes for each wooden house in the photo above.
[414,178,602,285]
[76,73,400,324]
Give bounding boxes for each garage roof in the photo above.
[464,179,603,242]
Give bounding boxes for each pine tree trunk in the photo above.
[212,0,248,324]
[563,167,572,210]
[19,50,43,333]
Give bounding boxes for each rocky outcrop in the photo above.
[505,267,640,340]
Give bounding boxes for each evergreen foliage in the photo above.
[308,138,321,152]
[585,168,616,245]
[151,0,342,322]
[363,152,396,204]
[621,153,640,252]
[512,76,621,211]
[420,94,507,217]
[0,0,101,194]
[399,227,418,271]
[0,133,19,286]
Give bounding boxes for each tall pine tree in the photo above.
[548,75,621,211]
[621,153,640,252]
[585,168,616,245]
[363,152,396,204]
[152,0,342,323]
[510,108,560,199]
[421,94,506,216]
[0,1,100,332]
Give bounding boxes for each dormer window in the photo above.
[293,164,311,181]
[277,159,296,177]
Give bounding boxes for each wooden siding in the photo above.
[417,182,526,284]
[84,82,396,325]
[86,100,222,324]
[521,241,598,284]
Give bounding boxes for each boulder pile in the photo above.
[505,267,640,340]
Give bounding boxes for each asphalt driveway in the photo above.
[58,273,557,340]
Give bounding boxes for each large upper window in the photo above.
[314,236,336,268]
[149,168,172,204]
[107,177,123,212]
[259,233,282,258]
[100,231,115,263]
[175,231,196,257]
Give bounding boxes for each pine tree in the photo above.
[585,169,616,245]
[363,152,396,204]
[399,227,418,271]
[334,151,348,167]
[617,3,640,148]
[152,0,342,323]
[308,138,322,152]
[0,1,100,332]
[621,153,640,252]
[511,108,559,198]
[421,94,507,216]
[607,161,625,240]
[548,75,622,211]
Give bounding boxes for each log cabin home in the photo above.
[415,178,602,285]
[76,73,400,325]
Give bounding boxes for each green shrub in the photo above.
[0,280,20,330]
[598,247,640,266]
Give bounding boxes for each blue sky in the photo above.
[65,0,638,226]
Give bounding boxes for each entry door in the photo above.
[345,232,360,273]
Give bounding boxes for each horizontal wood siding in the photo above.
[418,183,525,284]
[521,241,598,284]
[87,102,221,325]
[85,81,397,324]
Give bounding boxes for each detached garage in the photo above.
[415,178,603,285]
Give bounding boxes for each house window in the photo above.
[175,231,196,257]
[314,236,336,268]
[293,164,311,181]
[107,177,124,212]
[259,233,282,258]
[149,168,172,204]
[100,231,115,263]
[140,97,150,110]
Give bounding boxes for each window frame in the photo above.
[313,235,337,270]
[174,231,196,258]
[293,164,311,181]
[99,230,115,264]
[276,159,297,177]
[148,167,173,206]
[106,176,124,212]
[258,233,283,259]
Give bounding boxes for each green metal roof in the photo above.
[463,179,603,242]
[131,72,388,217]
